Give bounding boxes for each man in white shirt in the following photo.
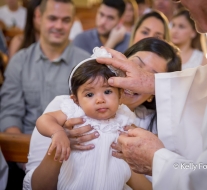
[97,0,207,189]
[0,0,26,29]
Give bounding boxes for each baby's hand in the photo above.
[48,130,70,162]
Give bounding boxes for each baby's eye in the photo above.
[104,90,112,94]
[86,93,93,97]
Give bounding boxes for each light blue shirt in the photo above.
[0,42,89,134]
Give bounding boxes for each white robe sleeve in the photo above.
[23,95,69,189]
[153,109,207,190]
[153,65,207,189]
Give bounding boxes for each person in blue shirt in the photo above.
[73,0,130,54]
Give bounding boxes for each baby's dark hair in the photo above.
[124,37,182,132]
[69,60,116,97]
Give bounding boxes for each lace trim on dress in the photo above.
[60,97,135,133]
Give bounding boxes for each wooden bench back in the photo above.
[76,5,99,30]
[0,132,31,163]
[3,28,23,47]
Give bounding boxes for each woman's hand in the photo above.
[63,117,100,150]
[112,141,125,160]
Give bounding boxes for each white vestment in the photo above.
[153,65,207,190]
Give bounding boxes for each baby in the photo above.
[36,47,136,190]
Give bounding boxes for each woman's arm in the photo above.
[127,170,152,190]
[31,147,62,190]
[201,55,207,66]
[8,34,23,58]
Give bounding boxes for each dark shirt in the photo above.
[0,30,7,54]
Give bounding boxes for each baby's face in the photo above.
[121,51,167,111]
[73,76,120,120]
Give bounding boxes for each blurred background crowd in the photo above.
[0,0,207,87]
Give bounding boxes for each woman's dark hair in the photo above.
[70,60,116,97]
[19,0,42,50]
[124,37,182,132]
[0,52,5,87]
[129,10,170,46]
[172,8,202,51]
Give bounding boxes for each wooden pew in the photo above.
[76,5,99,30]
[0,132,31,163]
[3,28,23,47]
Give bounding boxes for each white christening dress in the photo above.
[57,97,136,190]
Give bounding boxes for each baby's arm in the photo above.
[36,111,70,162]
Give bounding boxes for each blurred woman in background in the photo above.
[129,10,170,46]
[121,0,139,33]
[170,8,207,69]
[9,0,41,58]
[136,0,151,17]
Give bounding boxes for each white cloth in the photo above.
[23,95,142,190]
[153,64,207,190]
[134,105,157,134]
[0,5,26,29]
[58,97,135,190]
[182,49,204,70]
[69,20,83,40]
